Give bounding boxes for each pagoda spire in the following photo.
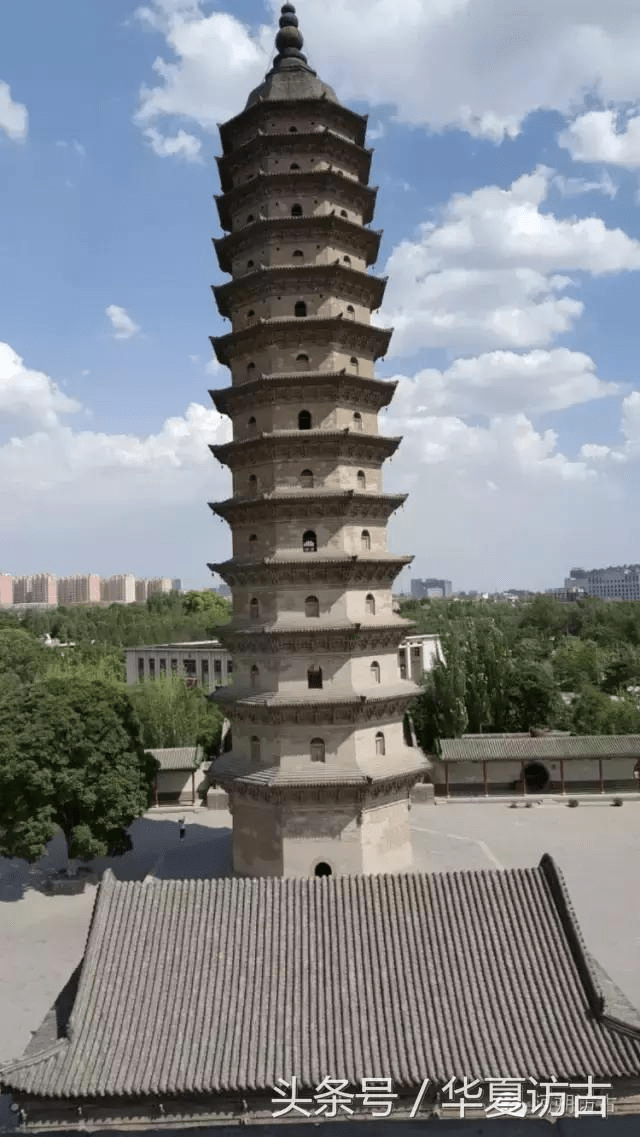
[273,3,308,68]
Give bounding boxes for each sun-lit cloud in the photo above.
[105,305,141,341]
[0,79,28,141]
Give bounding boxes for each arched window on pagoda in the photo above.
[250,665,259,689]
[289,126,298,133]
[250,735,261,760]
[300,469,314,488]
[344,255,352,265]
[247,259,255,269]
[247,361,256,376]
[307,666,323,689]
[305,595,320,618]
[295,300,307,318]
[303,530,317,552]
[375,731,386,756]
[310,738,326,763]
[248,474,258,496]
[247,416,257,435]
[246,214,255,224]
[365,593,375,615]
[293,249,304,259]
[361,529,371,551]
[290,162,301,170]
[296,352,309,369]
[298,409,312,430]
[249,597,260,620]
[249,534,258,553]
[357,470,366,490]
[340,209,348,218]
[246,309,256,323]
[370,661,381,684]
[353,411,363,430]
[291,203,303,217]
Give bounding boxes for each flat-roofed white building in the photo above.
[398,632,442,682]
[126,640,232,691]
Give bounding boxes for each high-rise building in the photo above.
[411,577,452,599]
[57,574,101,605]
[12,574,57,605]
[0,574,12,606]
[207,8,426,877]
[566,565,640,601]
[171,578,182,592]
[135,579,148,603]
[101,574,136,604]
[147,577,173,596]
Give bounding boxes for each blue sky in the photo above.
[2,0,640,592]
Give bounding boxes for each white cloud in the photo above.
[0,79,28,141]
[559,110,640,168]
[0,343,81,428]
[381,167,640,356]
[579,390,640,464]
[56,139,86,157]
[134,4,273,144]
[387,349,619,420]
[133,1,640,143]
[106,305,141,341]
[552,171,617,198]
[142,126,202,161]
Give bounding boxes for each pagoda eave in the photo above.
[209,688,420,725]
[213,216,382,272]
[208,555,413,589]
[216,130,373,193]
[210,763,426,801]
[218,97,368,153]
[212,263,386,317]
[210,373,398,416]
[215,170,378,230]
[217,623,415,655]
[208,490,408,525]
[211,318,392,366]
[209,430,401,468]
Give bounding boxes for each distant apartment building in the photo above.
[147,577,173,597]
[171,579,182,592]
[410,577,453,599]
[135,579,148,603]
[101,574,136,604]
[0,574,12,606]
[12,574,57,605]
[126,641,232,692]
[565,565,640,602]
[57,574,101,605]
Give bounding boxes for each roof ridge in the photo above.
[538,854,604,1018]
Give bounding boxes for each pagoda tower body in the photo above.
[208,4,427,878]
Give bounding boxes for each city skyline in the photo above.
[2,1,640,591]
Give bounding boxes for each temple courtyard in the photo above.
[1,798,639,1126]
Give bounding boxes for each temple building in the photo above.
[3,7,640,1129]
[206,1,427,877]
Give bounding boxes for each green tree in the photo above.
[129,675,224,757]
[0,676,156,864]
[0,629,47,682]
[412,631,468,753]
[506,660,563,731]
[552,638,601,691]
[602,646,640,694]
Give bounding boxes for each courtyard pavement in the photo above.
[0,799,639,1128]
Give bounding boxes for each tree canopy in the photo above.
[0,676,157,863]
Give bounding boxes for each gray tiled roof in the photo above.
[439,734,640,761]
[3,858,640,1099]
[147,746,203,771]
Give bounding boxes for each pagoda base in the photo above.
[228,788,415,877]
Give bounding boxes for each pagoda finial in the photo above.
[273,3,308,67]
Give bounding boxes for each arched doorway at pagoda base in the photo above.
[524,762,550,792]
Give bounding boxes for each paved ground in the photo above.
[0,799,639,1127]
